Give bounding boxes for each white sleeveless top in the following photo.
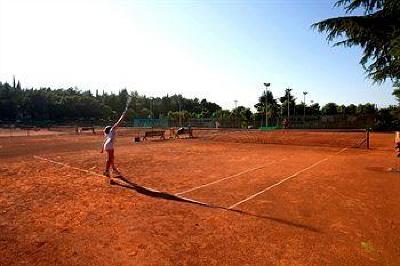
[104,129,116,151]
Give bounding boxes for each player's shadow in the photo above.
[111,175,206,205]
[111,175,320,233]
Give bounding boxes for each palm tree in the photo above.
[255,90,278,127]
[394,81,400,104]
[280,88,295,121]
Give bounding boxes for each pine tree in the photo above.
[393,83,400,103]
[313,0,400,83]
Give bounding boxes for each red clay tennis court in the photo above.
[1,129,399,265]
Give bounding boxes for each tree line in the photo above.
[0,81,220,124]
[253,88,399,130]
[0,80,398,130]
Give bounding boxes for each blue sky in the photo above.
[0,0,396,109]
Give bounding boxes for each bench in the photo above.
[76,127,96,135]
[143,130,165,140]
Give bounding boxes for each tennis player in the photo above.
[395,131,400,157]
[101,110,127,177]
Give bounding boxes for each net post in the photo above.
[366,128,370,149]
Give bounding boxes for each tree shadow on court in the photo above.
[111,175,320,233]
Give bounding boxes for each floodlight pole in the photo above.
[303,91,308,126]
[148,97,153,129]
[263,83,270,128]
[178,99,182,127]
[286,88,292,124]
[234,100,238,128]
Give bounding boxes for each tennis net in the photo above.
[190,128,370,149]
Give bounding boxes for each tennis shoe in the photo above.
[113,168,121,175]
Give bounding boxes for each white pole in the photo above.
[303,91,308,126]
[263,83,270,128]
[286,88,291,124]
[178,100,182,127]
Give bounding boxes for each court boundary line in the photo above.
[228,148,348,209]
[176,158,287,195]
[34,155,105,177]
[33,155,210,206]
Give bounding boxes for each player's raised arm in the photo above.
[112,110,127,130]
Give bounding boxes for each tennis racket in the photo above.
[124,94,133,112]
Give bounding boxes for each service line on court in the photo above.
[228,148,348,210]
[176,158,287,195]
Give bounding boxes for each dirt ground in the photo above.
[0,131,399,265]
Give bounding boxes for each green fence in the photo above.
[133,119,169,128]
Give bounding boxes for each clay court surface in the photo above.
[1,130,399,265]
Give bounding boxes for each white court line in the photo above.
[228,148,348,209]
[176,158,287,195]
[33,155,210,206]
[34,155,104,177]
